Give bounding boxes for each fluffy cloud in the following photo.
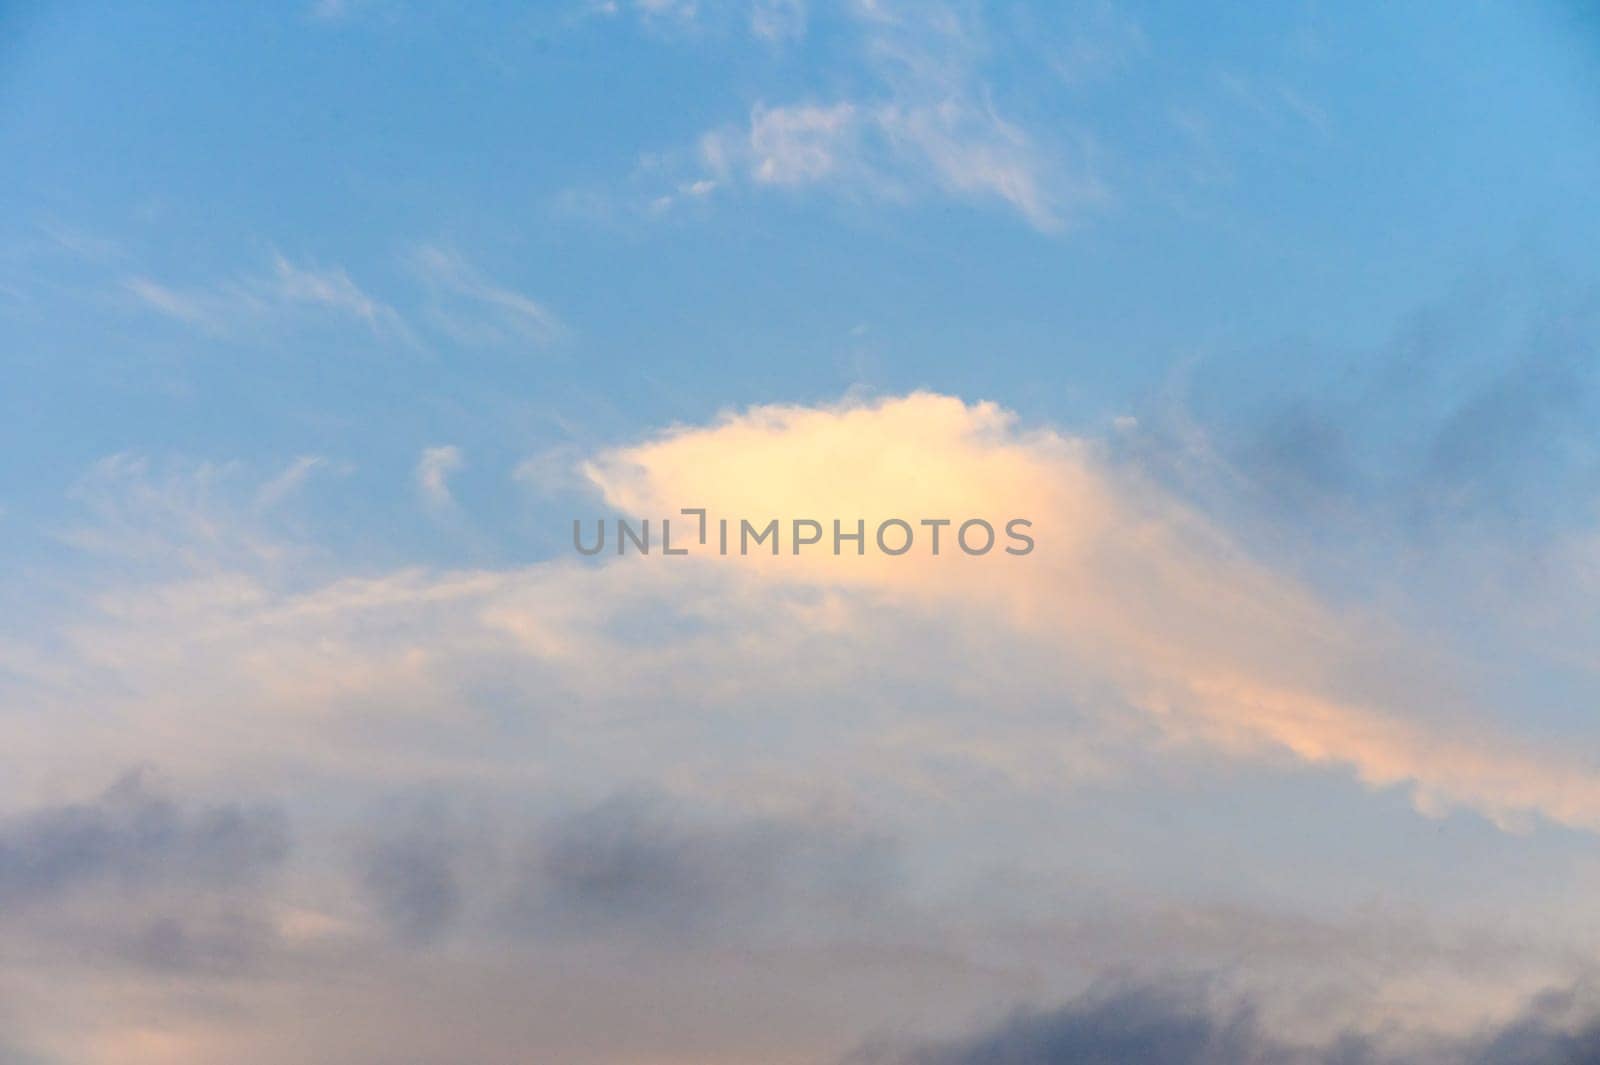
[584,391,1600,831]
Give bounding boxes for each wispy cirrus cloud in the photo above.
[255,455,345,511]
[405,245,566,350]
[63,453,289,568]
[639,1,1106,229]
[119,246,566,357]
[122,253,415,343]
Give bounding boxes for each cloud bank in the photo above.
[6,390,1600,1062]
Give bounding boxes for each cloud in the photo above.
[356,799,472,943]
[255,454,344,510]
[0,770,292,988]
[1032,0,1147,88]
[115,910,283,977]
[509,791,895,943]
[698,93,1072,232]
[742,102,860,185]
[415,445,464,510]
[636,0,700,22]
[25,392,1600,839]
[28,393,1600,837]
[0,770,288,909]
[1164,270,1600,537]
[123,254,413,342]
[348,787,896,949]
[582,391,1600,832]
[11,392,1600,1059]
[121,277,218,329]
[63,454,292,568]
[858,985,1306,1065]
[512,443,592,498]
[266,254,403,332]
[308,0,358,20]
[532,792,768,933]
[406,245,565,350]
[751,0,805,42]
[122,245,562,354]
[672,1,1102,229]
[859,981,1600,1065]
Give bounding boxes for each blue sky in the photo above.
[6,0,1595,531]
[4,3,1600,1063]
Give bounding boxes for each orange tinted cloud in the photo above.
[584,391,1600,831]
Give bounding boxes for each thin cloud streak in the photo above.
[406,245,566,350]
[122,253,415,343]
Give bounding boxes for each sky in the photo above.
[3,2,1600,1063]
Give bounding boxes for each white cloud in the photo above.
[1043,0,1148,86]
[30,395,1600,838]
[121,277,224,330]
[122,246,561,353]
[585,0,699,30]
[256,455,346,510]
[416,446,464,510]
[267,255,402,332]
[63,454,288,569]
[677,1,1102,230]
[512,444,590,498]
[407,246,566,350]
[744,102,859,185]
[584,391,1600,832]
[123,254,413,343]
[637,0,698,18]
[750,0,805,42]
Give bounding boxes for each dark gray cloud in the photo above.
[1399,278,1600,531]
[512,791,896,941]
[350,789,897,947]
[0,769,289,908]
[525,791,790,933]
[858,985,1333,1065]
[1133,267,1600,545]
[357,800,472,943]
[114,910,281,975]
[1460,987,1600,1065]
[857,982,1600,1065]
